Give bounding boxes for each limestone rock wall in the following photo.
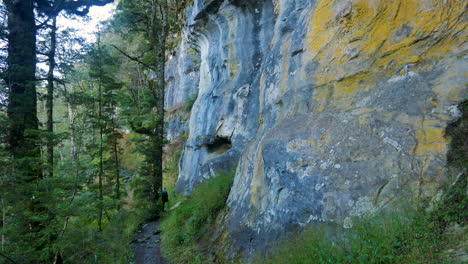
[172,0,273,193]
[166,0,468,257]
[164,30,200,141]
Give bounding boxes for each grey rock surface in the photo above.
[165,0,468,258]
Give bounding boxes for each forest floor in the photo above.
[132,221,167,264]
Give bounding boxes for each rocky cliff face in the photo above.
[165,0,467,257]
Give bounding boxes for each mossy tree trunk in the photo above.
[149,0,167,204]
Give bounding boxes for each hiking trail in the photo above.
[133,221,167,264]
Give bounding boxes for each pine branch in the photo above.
[128,120,153,135]
[35,0,114,19]
[0,252,17,264]
[63,0,114,16]
[110,44,155,71]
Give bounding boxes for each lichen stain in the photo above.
[251,143,265,208]
[305,0,334,59]
[331,73,369,110]
[312,86,331,112]
[413,119,448,156]
[228,42,239,80]
[280,38,291,94]
[303,0,467,111]
[358,112,372,126]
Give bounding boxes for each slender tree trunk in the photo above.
[66,99,81,175]
[97,97,104,231]
[52,98,81,264]
[110,114,120,209]
[98,85,103,232]
[97,35,104,232]
[113,136,120,210]
[150,132,159,203]
[154,52,165,196]
[46,18,57,177]
[5,0,41,180]
[68,103,76,160]
[1,198,4,252]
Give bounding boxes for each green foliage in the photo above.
[163,134,187,190]
[1,0,191,262]
[183,92,198,112]
[161,169,235,263]
[0,27,133,263]
[446,100,467,168]
[57,209,143,263]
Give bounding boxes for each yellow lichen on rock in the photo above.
[305,0,334,59]
[304,0,467,111]
[331,72,369,110]
[312,86,331,112]
[251,144,265,208]
[413,119,448,156]
[280,38,291,94]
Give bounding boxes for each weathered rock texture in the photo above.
[165,32,200,141]
[166,0,467,257]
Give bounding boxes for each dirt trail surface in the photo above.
[132,221,167,264]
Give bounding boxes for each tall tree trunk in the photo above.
[51,98,80,264]
[5,0,41,180]
[5,1,45,249]
[1,198,4,252]
[97,35,104,232]
[113,133,120,210]
[154,52,165,197]
[110,112,120,209]
[46,18,57,177]
[98,82,103,232]
[147,0,167,203]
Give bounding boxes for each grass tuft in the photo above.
[161,168,235,263]
[257,170,467,264]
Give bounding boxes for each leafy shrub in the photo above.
[183,92,198,112]
[163,134,187,190]
[161,168,235,263]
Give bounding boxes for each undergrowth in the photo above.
[257,168,467,264]
[161,168,235,263]
[163,134,187,190]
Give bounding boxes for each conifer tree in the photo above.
[113,0,184,204]
[1,1,114,261]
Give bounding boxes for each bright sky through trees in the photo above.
[57,3,116,42]
[35,3,116,75]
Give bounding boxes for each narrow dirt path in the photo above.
[132,221,167,264]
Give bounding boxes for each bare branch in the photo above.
[36,17,52,29]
